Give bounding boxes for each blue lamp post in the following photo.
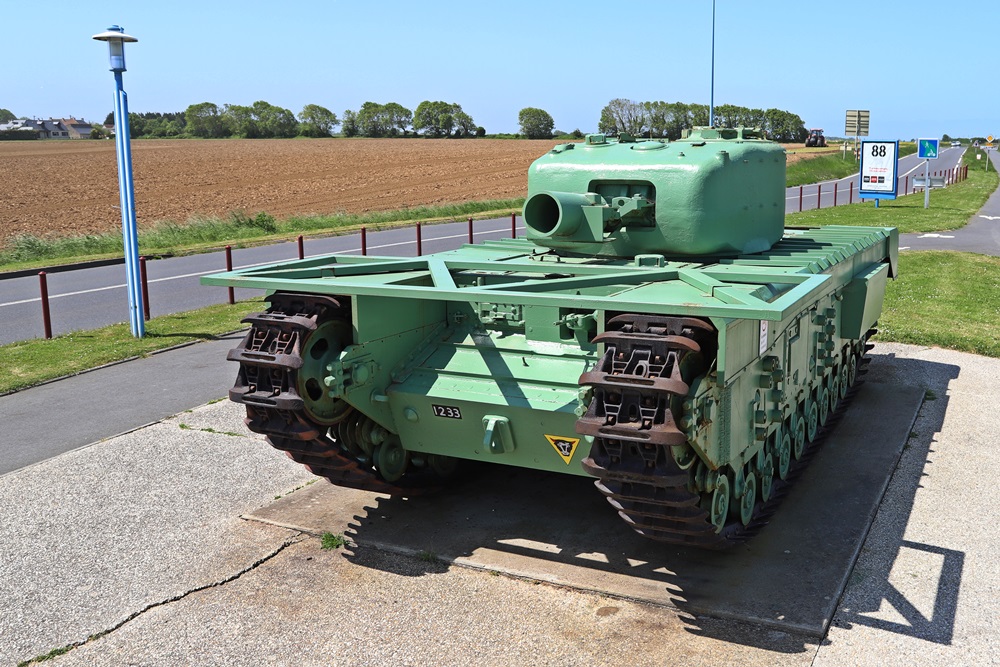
[92,25,144,338]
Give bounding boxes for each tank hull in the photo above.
[205,223,896,546]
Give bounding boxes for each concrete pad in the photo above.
[248,379,925,637]
[816,344,1000,666]
[0,413,313,667]
[47,539,815,667]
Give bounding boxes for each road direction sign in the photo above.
[918,138,939,159]
[859,140,899,199]
[845,110,870,136]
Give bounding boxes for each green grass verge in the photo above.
[789,149,996,233]
[0,199,524,273]
[0,298,262,395]
[881,251,1000,356]
[785,142,917,187]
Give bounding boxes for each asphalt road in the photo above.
[0,217,521,345]
[899,149,1000,255]
[0,146,975,345]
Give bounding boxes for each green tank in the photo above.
[202,128,897,548]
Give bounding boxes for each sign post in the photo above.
[845,110,870,159]
[917,138,940,209]
[858,140,899,208]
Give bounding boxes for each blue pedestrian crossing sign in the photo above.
[918,138,939,159]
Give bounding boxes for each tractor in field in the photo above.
[805,129,827,147]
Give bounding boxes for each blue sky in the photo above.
[3,0,996,140]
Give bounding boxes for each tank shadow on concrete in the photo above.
[249,355,950,647]
[818,353,963,647]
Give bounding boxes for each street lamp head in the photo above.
[92,25,138,72]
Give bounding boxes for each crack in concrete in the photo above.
[16,534,304,667]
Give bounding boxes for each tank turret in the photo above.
[523,128,786,257]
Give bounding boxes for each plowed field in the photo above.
[1,138,820,245]
[0,138,562,243]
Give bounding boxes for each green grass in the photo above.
[0,298,262,395]
[321,532,347,550]
[0,199,524,272]
[790,149,996,234]
[785,142,917,187]
[880,251,1000,357]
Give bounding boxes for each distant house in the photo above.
[0,117,95,138]
[58,118,96,139]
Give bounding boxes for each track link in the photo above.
[228,292,432,496]
[578,314,872,549]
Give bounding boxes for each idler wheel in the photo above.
[298,319,352,425]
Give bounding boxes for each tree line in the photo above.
[4,99,811,142]
[103,100,490,139]
[597,99,809,143]
[342,101,484,138]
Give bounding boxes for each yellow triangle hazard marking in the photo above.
[545,434,581,465]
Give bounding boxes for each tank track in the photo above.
[578,313,873,549]
[227,292,433,496]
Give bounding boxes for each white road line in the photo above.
[0,225,518,308]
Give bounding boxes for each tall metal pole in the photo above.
[112,70,144,337]
[710,0,716,127]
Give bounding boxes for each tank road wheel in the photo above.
[739,470,757,526]
[704,474,730,533]
[847,354,858,390]
[839,358,851,399]
[804,399,819,444]
[776,428,793,479]
[374,438,410,483]
[829,374,841,413]
[427,454,460,480]
[817,387,830,427]
[758,453,774,503]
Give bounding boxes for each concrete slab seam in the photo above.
[240,514,349,543]
[14,534,306,667]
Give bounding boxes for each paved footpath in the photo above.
[0,333,242,475]
[1,342,997,666]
